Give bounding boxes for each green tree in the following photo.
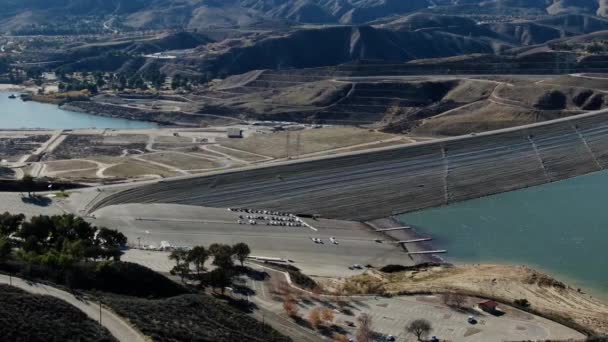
[232,242,251,267]
[169,249,190,282]
[187,246,208,277]
[20,215,54,247]
[208,243,221,255]
[53,214,96,243]
[0,237,12,263]
[61,240,86,264]
[169,249,189,267]
[211,244,234,269]
[206,268,232,294]
[103,247,123,261]
[97,227,127,248]
[0,212,25,237]
[170,263,190,283]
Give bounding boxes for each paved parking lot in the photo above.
[349,296,584,341]
[92,203,413,277]
[0,192,63,216]
[240,267,585,342]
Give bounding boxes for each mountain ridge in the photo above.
[6,0,608,31]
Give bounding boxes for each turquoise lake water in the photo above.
[0,92,157,129]
[400,171,608,296]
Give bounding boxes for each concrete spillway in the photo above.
[90,109,608,221]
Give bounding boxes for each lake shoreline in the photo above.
[0,91,158,129]
[399,170,608,301]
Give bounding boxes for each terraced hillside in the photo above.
[90,109,608,221]
[203,72,608,135]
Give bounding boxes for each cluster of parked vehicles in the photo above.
[231,208,304,227]
[310,236,339,245]
[229,208,293,216]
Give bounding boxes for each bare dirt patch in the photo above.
[138,152,223,170]
[103,159,178,178]
[51,169,100,180]
[44,160,99,173]
[217,127,397,159]
[208,145,270,162]
[154,135,194,144]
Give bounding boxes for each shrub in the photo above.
[321,308,334,323]
[308,307,322,328]
[514,298,531,309]
[283,296,299,317]
[534,90,567,110]
[379,263,442,273]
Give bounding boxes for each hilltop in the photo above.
[6,0,608,32]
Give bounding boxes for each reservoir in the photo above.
[400,171,608,296]
[0,92,157,129]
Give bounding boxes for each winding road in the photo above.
[0,274,147,342]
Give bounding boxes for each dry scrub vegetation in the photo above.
[0,285,116,342]
[103,293,291,342]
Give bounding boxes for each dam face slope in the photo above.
[91,111,608,221]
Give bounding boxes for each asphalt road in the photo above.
[0,274,146,342]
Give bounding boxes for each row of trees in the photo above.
[0,212,127,269]
[58,71,194,92]
[168,242,251,293]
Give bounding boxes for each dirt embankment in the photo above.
[334,264,608,336]
[61,101,202,126]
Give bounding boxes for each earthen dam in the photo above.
[89,109,608,221]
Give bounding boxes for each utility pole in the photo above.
[295,131,301,159]
[285,130,291,158]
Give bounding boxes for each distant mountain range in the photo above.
[47,12,608,79]
[4,0,608,31]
